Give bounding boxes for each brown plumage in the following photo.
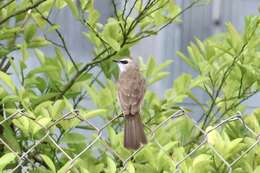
[116,58,147,150]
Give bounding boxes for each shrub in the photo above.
[0,0,260,173]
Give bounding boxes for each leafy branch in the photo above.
[0,0,47,26]
[50,0,202,101]
[126,0,200,44]
[31,3,79,72]
[201,19,260,129]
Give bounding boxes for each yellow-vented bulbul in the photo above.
[114,58,147,150]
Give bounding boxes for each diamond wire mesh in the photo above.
[0,108,259,173]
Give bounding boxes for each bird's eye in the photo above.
[120,60,128,64]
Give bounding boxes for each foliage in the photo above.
[0,0,260,173]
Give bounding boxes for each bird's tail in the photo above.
[124,113,147,150]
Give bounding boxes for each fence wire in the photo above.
[0,108,259,173]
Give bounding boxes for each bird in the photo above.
[114,58,147,150]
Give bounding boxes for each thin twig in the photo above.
[126,0,200,44]
[112,0,124,34]
[53,51,117,100]
[32,6,79,72]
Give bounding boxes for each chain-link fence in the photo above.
[0,108,259,173]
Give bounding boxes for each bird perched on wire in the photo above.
[114,58,147,150]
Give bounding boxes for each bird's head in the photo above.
[113,58,138,72]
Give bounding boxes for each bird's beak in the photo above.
[112,59,119,63]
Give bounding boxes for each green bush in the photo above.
[0,0,260,173]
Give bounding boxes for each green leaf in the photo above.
[0,27,22,40]
[177,51,197,70]
[102,20,121,51]
[32,93,58,106]
[32,13,47,28]
[52,100,65,118]
[187,92,207,112]
[103,37,120,51]
[38,0,56,15]
[6,1,16,16]
[226,22,242,51]
[2,123,21,153]
[21,42,29,63]
[156,59,173,73]
[40,154,56,173]
[148,72,170,85]
[108,127,118,146]
[55,48,68,72]
[32,116,52,135]
[167,0,181,18]
[64,97,73,112]
[82,109,107,119]
[83,32,102,47]
[106,157,116,173]
[55,0,67,8]
[173,74,192,94]
[34,101,52,115]
[57,161,71,173]
[254,166,260,173]
[0,71,16,92]
[24,24,36,42]
[145,57,156,78]
[48,24,60,32]
[85,0,100,25]
[12,116,30,136]
[125,162,135,173]
[35,49,46,64]
[65,0,79,18]
[192,154,212,173]
[206,126,224,153]
[28,37,50,48]
[227,138,243,154]
[0,48,9,57]
[158,141,178,159]
[62,132,86,144]
[0,153,16,171]
[79,167,90,173]
[1,95,19,104]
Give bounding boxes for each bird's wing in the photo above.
[118,81,130,115]
[118,77,130,115]
[129,76,145,114]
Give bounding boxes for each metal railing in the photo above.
[0,108,259,173]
